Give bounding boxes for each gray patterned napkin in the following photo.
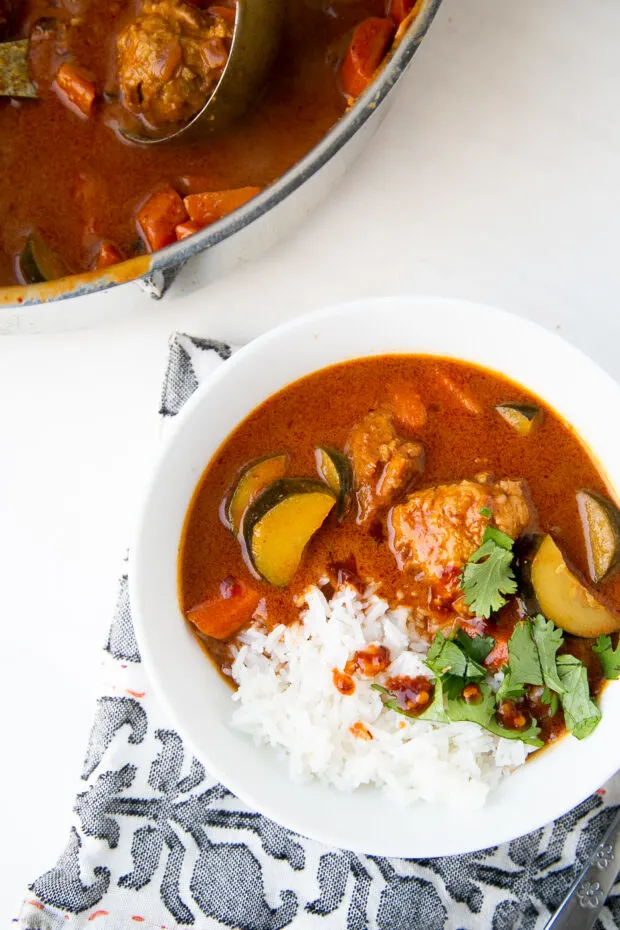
[18,333,620,930]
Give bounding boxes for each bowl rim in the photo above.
[130,296,620,857]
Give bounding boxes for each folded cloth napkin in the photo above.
[18,333,620,930]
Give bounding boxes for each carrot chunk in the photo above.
[175,220,203,241]
[437,372,483,416]
[75,171,108,235]
[183,186,261,226]
[138,186,188,252]
[385,382,427,432]
[187,578,261,640]
[95,242,124,269]
[340,18,394,98]
[54,62,97,118]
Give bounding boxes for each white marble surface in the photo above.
[2,0,620,921]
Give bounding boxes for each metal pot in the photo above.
[0,0,443,332]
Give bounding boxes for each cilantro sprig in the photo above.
[556,655,602,739]
[426,631,488,681]
[374,614,602,745]
[593,635,620,679]
[455,629,495,664]
[495,616,600,741]
[503,619,543,687]
[446,682,543,746]
[374,629,543,747]
[496,615,564,694]
[460,524,517,619]
[531,614,565,694]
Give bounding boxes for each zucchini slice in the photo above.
[0,39,38,98]
[520,533,620,637]
[19,232,69,284]
[315,446,352,516]
[243,478,336,586]
[495,403,541,436]
[226,453,288,535]
[577,489,620,583]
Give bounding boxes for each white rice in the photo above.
[230,584,532,809]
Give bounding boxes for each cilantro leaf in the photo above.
[461,528,517,619]
[506,620,543,687]
[426,631,488,691]
[498,614,564,705]
[480,506,493,519]
[531,614,564,694]
[418,676,449,723]
[556,655,602,739]
[593,635,620,680]
[442,673,475,700]
[426,633,486,694]
[371,680,447,723]
[483,526,514,550]
[445,681,495,726]
[445,683,543,747]
[371,683,408,717]
[541,686,559,717]
[496,667,527,702]
[376,625,544,747]
[455,630,495,664]
[426,633,468,679]
[486,717,543,747]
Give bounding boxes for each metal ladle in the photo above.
[120,0,285,145]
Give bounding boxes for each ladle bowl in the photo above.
[121,0,285,145]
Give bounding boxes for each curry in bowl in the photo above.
[178,355,620,808]
[0,0,420,286]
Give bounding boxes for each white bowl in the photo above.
[131,296,620,857]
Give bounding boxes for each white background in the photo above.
[2,0,620,921]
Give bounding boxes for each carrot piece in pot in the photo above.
[138,187,188,251]
[94,242,124,269]
[183,186,261,226]
[340,18,394,99]
[385,381,427,432]
[187,577,261,640]
[54,62,97,118]
[175,220,203,241]
[437,371,483,416]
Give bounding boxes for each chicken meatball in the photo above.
[390,476,533,589]
[116,0,234,127]
[346,410,424,524]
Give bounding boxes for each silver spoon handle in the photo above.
[545,807,620,930]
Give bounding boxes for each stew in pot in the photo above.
[0,0,419,285]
